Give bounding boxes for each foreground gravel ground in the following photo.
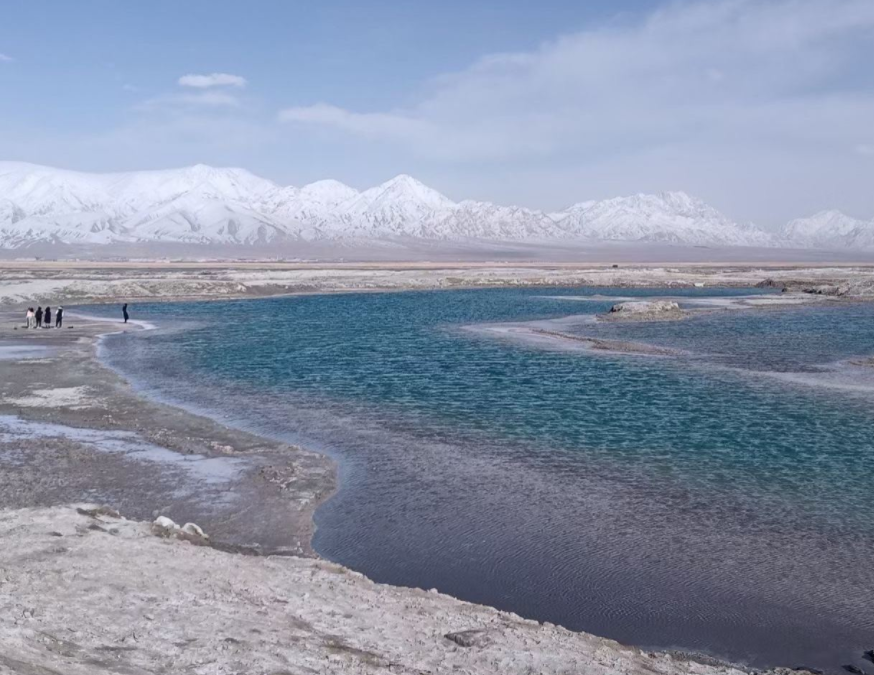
[0,505,804,675]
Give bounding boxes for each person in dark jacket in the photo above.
[55,306,64,328]
[122,303,129,323]
[44,306,52,328]
[35,306,43,328]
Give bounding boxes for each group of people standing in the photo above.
[24,304,129,329]
[25,306,63,329]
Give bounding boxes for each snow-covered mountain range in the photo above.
[780,210,874,251]
[0,161,870,251]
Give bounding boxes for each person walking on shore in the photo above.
[35,306,43,329]
[25,307,34,329]
[122,303,129,324]
[55,306,64,328]
[44,306,52,328]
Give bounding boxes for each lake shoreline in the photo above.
[0,301,809,675]
[1,282,872,674]
[0,308,336,555]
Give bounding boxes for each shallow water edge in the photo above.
[87,289,874,673]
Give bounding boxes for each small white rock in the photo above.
[153,516,179,530]
[181,523,208,539]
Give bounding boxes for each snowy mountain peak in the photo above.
[563,199,597,212]
[552,190,773,246]
[299,179,359,203]
[781,209,874,250]
[383,173,425,188]
[783,209,863,236]
[0,160,861,251]
[369,174,455,209]
[656,191,698,209]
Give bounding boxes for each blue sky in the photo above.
[1,0,873,225]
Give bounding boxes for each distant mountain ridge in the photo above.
[552,191,774,248]
[0,161,869,250]
[780,210,874,251]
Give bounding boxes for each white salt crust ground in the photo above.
[0,505,805,675]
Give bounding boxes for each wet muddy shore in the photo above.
[0,308,335,555]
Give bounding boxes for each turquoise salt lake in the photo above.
[91,288,874,671]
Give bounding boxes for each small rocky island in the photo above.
[602,300,688,322]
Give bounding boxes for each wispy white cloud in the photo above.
[0,52,14,63]
[280,0,874,163]
[178,73,247,89]
[135,72,250,114]
[276,0,874,220]
[135,90,243,112]
[279,104,432,142]
[856,144,874,156]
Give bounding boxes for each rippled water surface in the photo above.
[91,288,874,671]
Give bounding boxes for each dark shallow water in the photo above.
[89,288,874,671]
